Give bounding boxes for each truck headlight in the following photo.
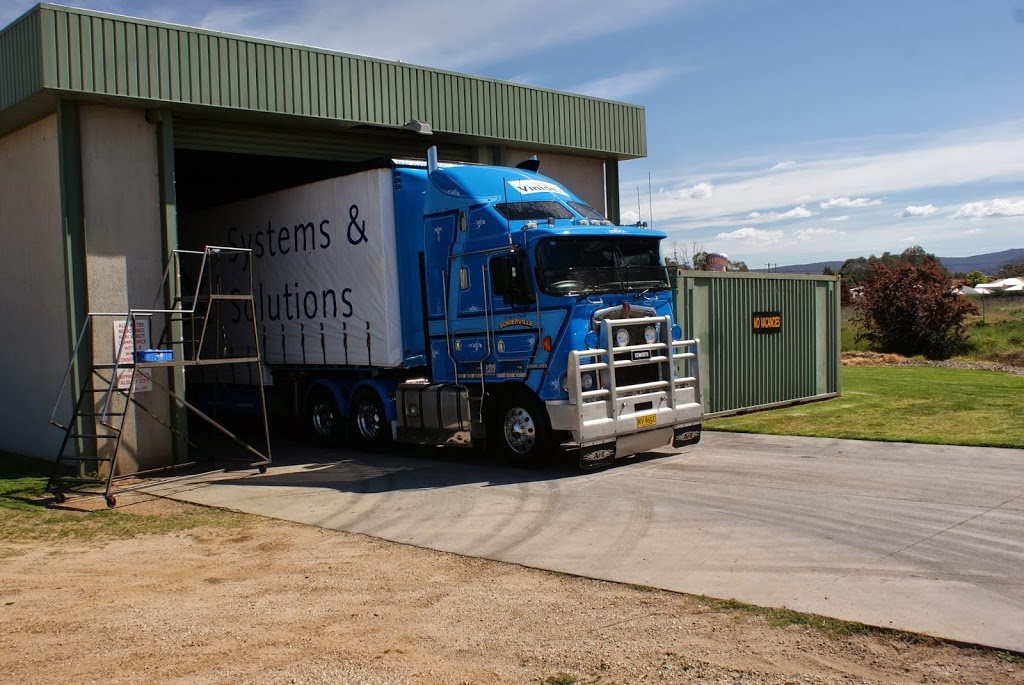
[644,325,657,344]
[614,328,630,347]
[581,372,595,391]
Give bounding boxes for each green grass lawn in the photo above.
[707,366,1024,448]
[0,451,246,543]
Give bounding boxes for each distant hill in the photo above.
[758,248,1024,275]
[940,249,1024,274]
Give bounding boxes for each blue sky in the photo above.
[3,0,1023,268]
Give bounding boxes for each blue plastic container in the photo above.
[135,349,173,363]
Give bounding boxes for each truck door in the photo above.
[448,249,490,381]
[486,251,540,383]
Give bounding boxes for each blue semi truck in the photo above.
[182,148,703,468]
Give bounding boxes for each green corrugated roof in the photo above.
[0,3,646,159]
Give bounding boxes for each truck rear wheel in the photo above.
[493,391,551,467]
[308,389,343,444]
[350,388,394,451]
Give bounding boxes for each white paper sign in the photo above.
[113,319,152,392]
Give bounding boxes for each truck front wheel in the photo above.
[350,388,394,451]
[493,392,552,467]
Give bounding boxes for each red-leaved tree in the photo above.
[854,260,977,359]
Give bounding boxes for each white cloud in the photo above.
[572,67,691,101]
[827,215,850,222]
[966,228,984,235]
[194,0,681,71]
[951,198,1024,219]
[820,197,883,209]
[903,236,919,243]
[631,121,1024,226]
[673,182,714,201]
[746,205,814,221]
[770,161,796,171]
[793,228,845,241]
[716,227,784,245]
[900,204,938,217]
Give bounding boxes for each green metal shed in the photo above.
[674,271,842,417]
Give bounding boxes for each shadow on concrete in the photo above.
[190,438,671,495]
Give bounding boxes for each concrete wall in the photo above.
[0,116,70,459]
[505,149,606,215]
[79,104,171,472]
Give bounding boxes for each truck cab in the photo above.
[391,151,703,468]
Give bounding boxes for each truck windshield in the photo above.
[567,202,606,221]
[536,237,669,296]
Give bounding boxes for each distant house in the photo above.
[975,278,1024,294]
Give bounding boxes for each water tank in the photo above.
[706,252,729,272]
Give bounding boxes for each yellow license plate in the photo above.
[636,413,657,429]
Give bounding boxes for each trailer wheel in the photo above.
[308,389,343,444]
[493,391,551,467]
[350,388,394,451]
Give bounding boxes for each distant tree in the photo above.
[840,246,945,286]
[822,265,835,276]
[995,261,1024,280]
[898,245,943,270]
[727,260,748,272]
[854,260,977,359]
[839,256,872,286]
[964,270,987,286]
[691,250,709,271]
[839,277,853,307]
[666,241,705,270]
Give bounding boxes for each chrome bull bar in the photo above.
[559,315,703,449]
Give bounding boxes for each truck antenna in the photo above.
[502,177,513,247]
[635,187,646,228]
[648,172,654,230]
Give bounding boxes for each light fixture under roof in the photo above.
[404,119,433,135]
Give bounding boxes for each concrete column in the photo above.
[604,158,621,226]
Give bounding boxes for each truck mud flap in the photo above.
[673,425,702,448]
[578,442,616,470]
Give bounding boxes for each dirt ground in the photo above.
[1,494,1021,685]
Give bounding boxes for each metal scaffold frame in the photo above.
[46,246,272,507]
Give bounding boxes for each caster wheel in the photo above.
[258,465,268,474]
[53,492,67,504]
[105,495,116,508]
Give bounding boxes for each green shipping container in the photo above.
[673,271,841,417]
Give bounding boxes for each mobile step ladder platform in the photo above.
[46,246,272,507]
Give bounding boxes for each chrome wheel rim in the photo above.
[312,401,335,437]
[503,406,536,455]
[356,401,383,440]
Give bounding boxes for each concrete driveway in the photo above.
[145,432,1024,651]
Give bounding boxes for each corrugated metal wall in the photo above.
[674,271,841,417]
[24,5,645,158]
[0,9,42,112]
[173,118,473,161]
